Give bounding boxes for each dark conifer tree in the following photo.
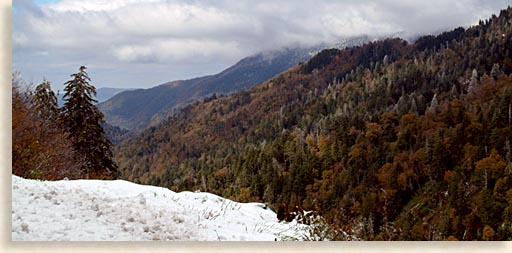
[33,79,59,124]
[61,66,118,179]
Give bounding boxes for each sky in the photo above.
[12,0,512,90]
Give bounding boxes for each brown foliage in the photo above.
[12,79,82,180]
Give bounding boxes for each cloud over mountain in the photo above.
[13,0,510,89]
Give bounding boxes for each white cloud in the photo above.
[113,45,154,63]
[112,39,242,63]
[12,0,512,89]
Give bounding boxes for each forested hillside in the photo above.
[116,7,512,240]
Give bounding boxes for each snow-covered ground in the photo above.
[11,175,311,241]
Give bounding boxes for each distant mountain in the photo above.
[98,39,368,130]
[57,87,134,106]
[96,87,136,103]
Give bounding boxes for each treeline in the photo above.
[12,67,118,180]
[115,7,512,240]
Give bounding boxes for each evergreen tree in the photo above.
[61,66,118,179]
[33,79,59,123]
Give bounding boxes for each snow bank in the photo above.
[11,175,311,241]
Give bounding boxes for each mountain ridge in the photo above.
[98,39,368,130]
[98,47,315,130]
[115,6,512,240]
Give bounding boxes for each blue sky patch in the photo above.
[33,0,61,5]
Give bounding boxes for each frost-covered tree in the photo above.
[468,69,478,93]
[33,79,59,123]
[61,66,118,179]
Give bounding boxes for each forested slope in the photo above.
[116,7,512,240]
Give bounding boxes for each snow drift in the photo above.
[11,175,312,241]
